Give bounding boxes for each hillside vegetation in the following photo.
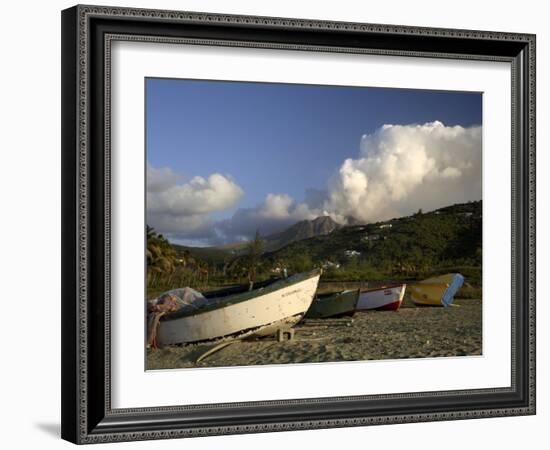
[265,201,482,284]
[148,201,482,296]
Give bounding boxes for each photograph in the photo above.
[145,78,483,370]
[56,3,536,444]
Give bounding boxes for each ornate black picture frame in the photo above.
[61,4,536,444]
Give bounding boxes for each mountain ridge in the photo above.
[263,215,341,252]
[174,215,341,262]
[174,201,482,282]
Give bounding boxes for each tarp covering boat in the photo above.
[410,273,465,306]
[147,287,210,314]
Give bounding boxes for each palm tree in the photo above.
[146,225,178,287]
[246,230,264,287]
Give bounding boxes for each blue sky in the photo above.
[146,78,482,245]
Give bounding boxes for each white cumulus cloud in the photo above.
[323,121,482,223]
[216,193,320,242]
[147,164,181,193]
[147,121,482,245]
[258,194,318,221]
[147,165,244,238]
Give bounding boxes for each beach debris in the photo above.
[276,328,295,342]
[301,318,354,327]
[295,337,328,342]
[196,341,239,364]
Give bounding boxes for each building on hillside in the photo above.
[362,234,381,241]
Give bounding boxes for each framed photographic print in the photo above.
[61,4,536,444]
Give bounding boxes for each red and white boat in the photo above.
[356,284,407,311]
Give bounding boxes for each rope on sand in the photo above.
[147,312,166,349]
[196,340,239,363]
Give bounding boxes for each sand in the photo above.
[146,297,482,370]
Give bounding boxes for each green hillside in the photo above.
[148,201,482,295]
[173,244,235,265]
[263,201,482,283]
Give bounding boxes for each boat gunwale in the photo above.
[410,282,451,288]
[315,289,358,302]
[359,283,407,294]
[418,273,461,284]
[159,269,321,321]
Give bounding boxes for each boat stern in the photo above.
[441,273,465,306]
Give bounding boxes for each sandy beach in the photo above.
[146,297,482,370]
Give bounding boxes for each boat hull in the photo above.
[157,271,321,345]
[305,289,360,319]
[356,284,406,311]
[410,273,464,306]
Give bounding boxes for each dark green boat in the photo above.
[305,289,360,319]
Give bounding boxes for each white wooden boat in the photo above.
[156,269,321,345]
[356,284,407,311]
